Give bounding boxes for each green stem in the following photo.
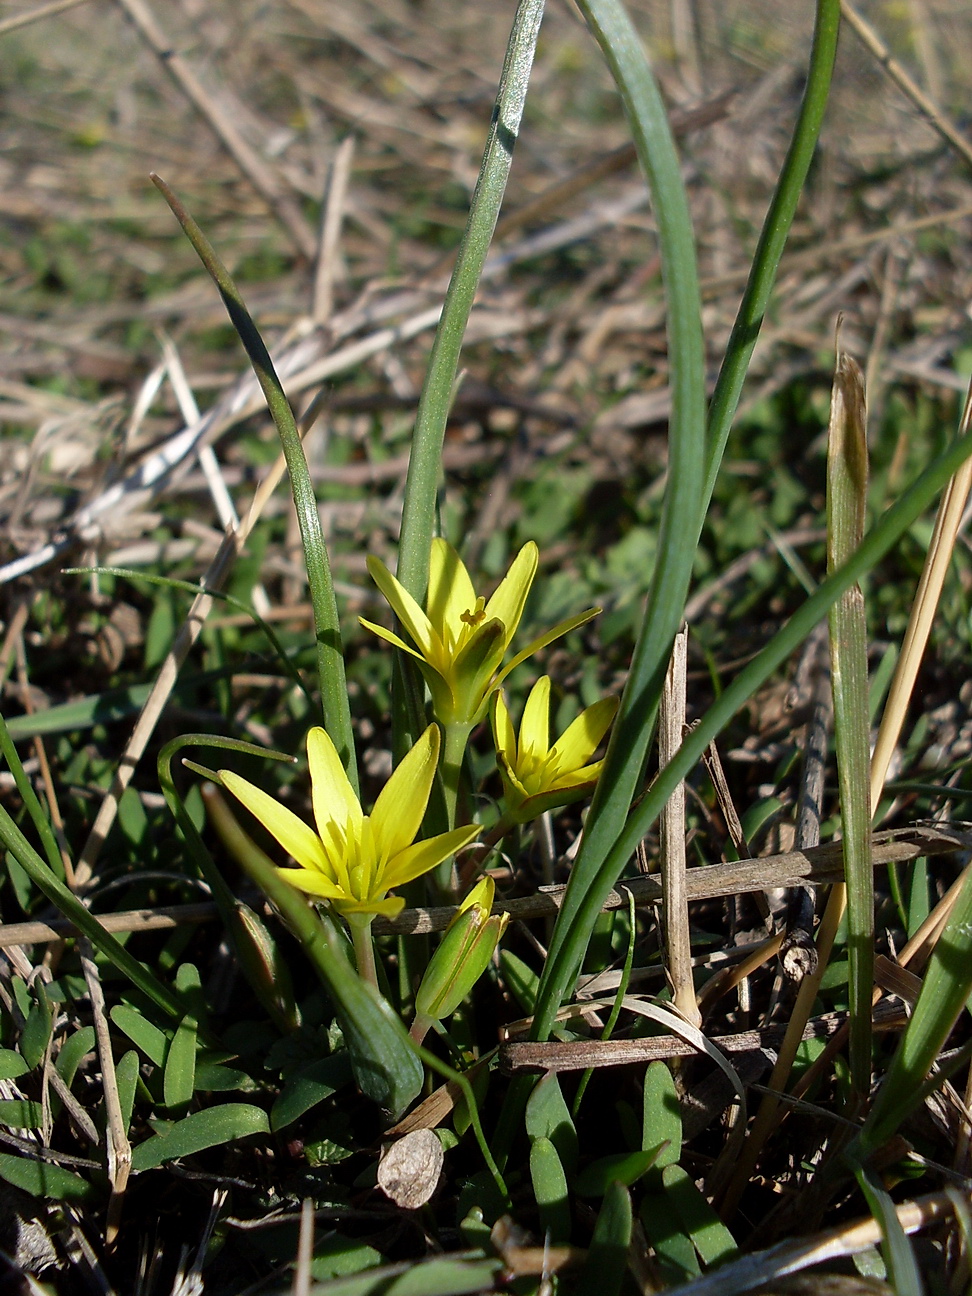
[530,416,972,1045]
[436,721,474,895]
[151,175,357,792]
[392,0,545,755]
[702,0,840,515]
[534,0,705,1032]
[350,917,378,989]
[0,711,65,880]
[441,722,473,832]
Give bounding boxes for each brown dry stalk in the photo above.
[501,1003,906,1074]
[659,626,699,1025]
[3,826,964,951]
[840,0,972,171]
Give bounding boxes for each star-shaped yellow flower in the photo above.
[361,539,598,727]
[217,725,477,920]
[491,676,618,824]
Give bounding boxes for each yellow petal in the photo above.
[490,691,516,763]
[518,675,551,765]
[550,696,619,773]
[382,824,480,891]
[428,539,478,644]
[451,618,506,722]
[483,542,538,650]
[219,770,330,874]
[334,893,406,918]
[496,750,530,807]
[371,725,439,863]
[358,617,428,665]
[306,727,362,846]
[277,867,345,900]
[366,555,439,661]
[497,607,600,685]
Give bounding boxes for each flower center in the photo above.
[460,597,487,629]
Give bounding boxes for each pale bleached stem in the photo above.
[660,625,700,1027]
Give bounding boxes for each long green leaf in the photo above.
[856,861,972,1153]
[575,1180,632,1296]
[392,0,545,754]
[532,0,705,1040]
[855,1168,922,1296]
[532,400,972,1041]
[160,734,300,1033]
[131,1102,269,1172]
[702,0,841,511]
[151,175,357,789]
[826,349,873,1096]
[0,1152,96,1204]
[395,0,544,603]
[303,1255,502,1296]
[0,801,185,1022]
[0,712,64,878]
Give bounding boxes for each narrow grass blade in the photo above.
[395,0,544,596]
[0,802,185,1022]
[159,735,301,1034]
[150,175,356,789]
[532,386,972,1041]
[856,860,972,1154]
[855,1168,923,1296]
[530,1136,571,1244]
[0,711,64,879]
[66,567,313,706]
[703,0,841,510]
[392,0,545,750]
[826,348,873,1096]
[534,0,706,1041]
[575,1180,632,1296]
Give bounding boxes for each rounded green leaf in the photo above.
[131,1103,270,1172]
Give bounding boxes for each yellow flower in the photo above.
[361,539,598,727]
[217,725,478,920]
[491,676,618,824]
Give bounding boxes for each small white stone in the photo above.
[376,1129,444,1210]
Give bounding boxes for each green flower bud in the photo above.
[415,877,509,1022]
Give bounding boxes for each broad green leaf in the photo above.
[271,1053,353,1131]
[111,1005,171,1066]
[115,1050,140,1135]
[194,1063,253,1092]
[19,983,52,1070]
[575,1145,664,1197]
[163,1015,197,1116]
[131,1102,269,1172]
[290,1255,502,1296]
[662,1164,737,1266]
[0,1050,29,1081]
[641,1191,700,1284]
[530,1136,571,1244]
[525,1072,578,1178]
[0,1100,43,1129]
[0,1152,96,1204]
[55,1027,96,1087]
[575,1180,632,1296]
[309,1233,383,1281]
[642,1061,681,1165]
